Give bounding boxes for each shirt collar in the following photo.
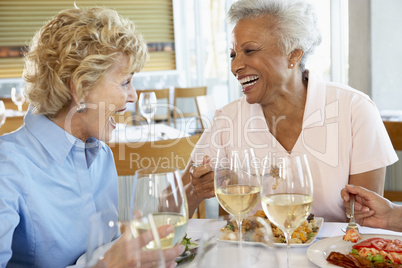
[302,71,327,129]
[25,106,108,166]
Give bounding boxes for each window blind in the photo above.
[0,0,175,78]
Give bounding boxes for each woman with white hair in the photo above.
[183,0,397,222]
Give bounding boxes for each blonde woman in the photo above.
[0,7,182,267]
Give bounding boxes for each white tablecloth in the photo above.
[183,219,402,268]
[110,123,190,143]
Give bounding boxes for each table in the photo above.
[182,219,402,268]
[109,123,190,143]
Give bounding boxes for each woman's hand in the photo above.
[189,155,215,201]
[341,184,395,230]
[96,225,184,268]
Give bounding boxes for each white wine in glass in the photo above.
[261,152,313,268]
[0,101,6,128]
[138,92,157,135]
[132,167,189,249]
[214,149,260,242]
[11,87,25,112]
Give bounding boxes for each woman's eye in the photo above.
[122,80,130,87]
[230,52,236,59]
[245,49,255,54]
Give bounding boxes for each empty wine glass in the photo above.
[196,219,278,268]
[11,86,25,113]
[260,151,313,268]
[132,167,189,250]
[138,92,157,135]
[214,148,260,243]
[0,101,6,128]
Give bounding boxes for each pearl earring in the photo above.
[290,63,294,68]
[76,102,86,113]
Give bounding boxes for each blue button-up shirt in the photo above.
[0,109,118,267]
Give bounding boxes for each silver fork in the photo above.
[346,194,359,232]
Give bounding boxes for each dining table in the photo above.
[109,122,190,143]
[180,219,402,268]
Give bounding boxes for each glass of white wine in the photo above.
[85,208,165,268]
[138,92,157,135]
[132,167,189,250]
[11,86,25,113]
[214,148,260,242]
[0,100,6,128]
[260,151,313,268]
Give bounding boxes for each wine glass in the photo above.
[196,219,278,268]
[0,101,6,128]
[11,86,25,113]
[85,208,166,268]
[138,92,157,135]
[260,151,313,268]
[214,148,260,243]
[132,167,189,250]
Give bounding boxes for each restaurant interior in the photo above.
[0,0,401,266]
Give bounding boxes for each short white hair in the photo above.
[228,0,322,71]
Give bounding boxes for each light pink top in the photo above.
[191,73,398,222]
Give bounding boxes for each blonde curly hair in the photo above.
[23,7,149,117]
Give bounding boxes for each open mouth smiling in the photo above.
[239,75,259,88]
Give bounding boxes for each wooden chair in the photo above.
[0,115,24,135]
[383,120,402,202]
[173,86,207,130]
[195,95,217,131]
[108,133,201,176]
[135,89,171,125]
[108,133,205,218]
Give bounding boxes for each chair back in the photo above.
[108,133,201,176]
[135,88,171,125]
[383,120,402,202]
[195,95,216,131]
[173,86,207,130]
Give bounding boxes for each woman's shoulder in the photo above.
[216,96,251,116]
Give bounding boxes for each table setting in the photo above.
[78,150,402,268]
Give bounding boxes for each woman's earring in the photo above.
[76,102,86,113]
[290,63,294,68]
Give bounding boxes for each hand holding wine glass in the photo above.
[0,101,6,128]
[214,148,260,242]
[138,92,157,135]
[11,86,25,113]
[260,152,313,268]
[132,167,189,250]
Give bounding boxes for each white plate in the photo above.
[307,234,402,267]
[273,217,324,247]
[219,217,323,248]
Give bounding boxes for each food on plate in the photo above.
[220,210,319,244]
[326,237,402,267]
[343,228,362,243]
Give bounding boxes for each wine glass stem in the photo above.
[18,104,22,112]
[285,231,292,268]
[236,218,243,244]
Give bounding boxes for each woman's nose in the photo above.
[127,85,137,103]
[231,55,245,76]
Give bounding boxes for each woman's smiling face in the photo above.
[78,55,137,142]
[230,16,291,105]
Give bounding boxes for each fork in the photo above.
[346,194,359,232]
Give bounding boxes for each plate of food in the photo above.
[219,210,323,247]
[307,234,402,267]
